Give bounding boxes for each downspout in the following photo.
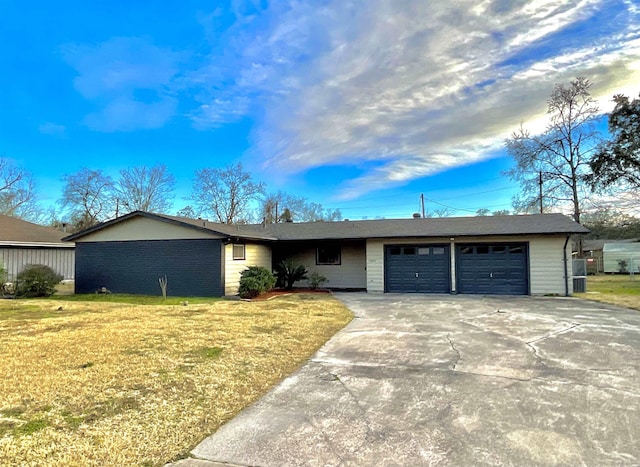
[563,235,570,297]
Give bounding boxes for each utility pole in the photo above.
[420,193,426,218]
[538,171,543,214]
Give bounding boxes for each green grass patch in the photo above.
[190,346,224,359]
[585,275,640,295]
[0,307,76,321]
[2,406,26,417]
[252,323,283,334]
[61,411,85,430]
[46,294,223,305]
[14,418,49,436]
[0,421,17,437]
[575,275,640,310]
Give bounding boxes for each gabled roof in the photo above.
[63,211,588,243]
[0,214,70,245]
[62,211,278,242]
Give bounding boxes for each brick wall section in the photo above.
[75,239,223,297]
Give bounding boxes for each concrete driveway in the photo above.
[181,294,640,466]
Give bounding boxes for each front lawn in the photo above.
[50,293,222,306]
[0,294,353,466]
[574,274,640,310]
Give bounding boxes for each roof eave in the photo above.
[274,229,588,242]
[0,241,75,248]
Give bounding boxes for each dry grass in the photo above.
[0,294,353,466]
[574,274,640,311]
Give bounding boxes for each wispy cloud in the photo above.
[61,37,182,132]
[193,0,640,199]
[39,122,66,136]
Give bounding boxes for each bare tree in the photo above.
[492,209,511,216]
[115,164,175,214]
[433,208,453,218]
[60,168,115,229]
[505,77,600,224]
[260,191,286,223]
[191,163,265,224]
[0,157,39,220]
[260,191,342,223]
[175,205,197,218]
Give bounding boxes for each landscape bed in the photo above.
[0,293,352,466]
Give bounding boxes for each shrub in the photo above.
[308,271,328,290]
[15,265,63,298]
[618,259,628,273]
[275,259,308,290]
[0,261,8,296]
[238,266,276,299]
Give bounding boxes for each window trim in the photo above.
[316,245,341,265]
[232,244,246,260]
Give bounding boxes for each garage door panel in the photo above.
[385,245,450,293]
[456,243,528,295]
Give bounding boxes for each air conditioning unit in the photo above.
[573,277,586,293]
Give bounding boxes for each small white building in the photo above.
[603,242,640,273]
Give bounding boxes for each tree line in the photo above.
[0,161,341,233]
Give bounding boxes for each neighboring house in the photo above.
[0,214,75,281]
[603,242,640,273]
[63,211,587,297]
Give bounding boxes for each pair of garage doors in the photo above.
[385,243,528,295]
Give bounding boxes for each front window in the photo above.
[317,245,341,265]
[232,244,246,260]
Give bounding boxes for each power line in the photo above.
[326,185,515,211]
[430,185,515,201]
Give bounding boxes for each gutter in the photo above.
[0,241,75,248]
[563,235,570,297]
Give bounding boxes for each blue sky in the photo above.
[1,0,639,220]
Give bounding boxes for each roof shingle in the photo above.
[63,211,588,242]
[0,214,67,244]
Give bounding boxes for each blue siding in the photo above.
[75,239,223,297]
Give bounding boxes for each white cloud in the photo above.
[62,37,183,132]
[197,0,639,198]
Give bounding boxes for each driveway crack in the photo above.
[329,371,384,446]
[304,411,346,466]
[450,369,531,382]
[525,323,580,367]
[447,334,461,370]
[527,323,581,345]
